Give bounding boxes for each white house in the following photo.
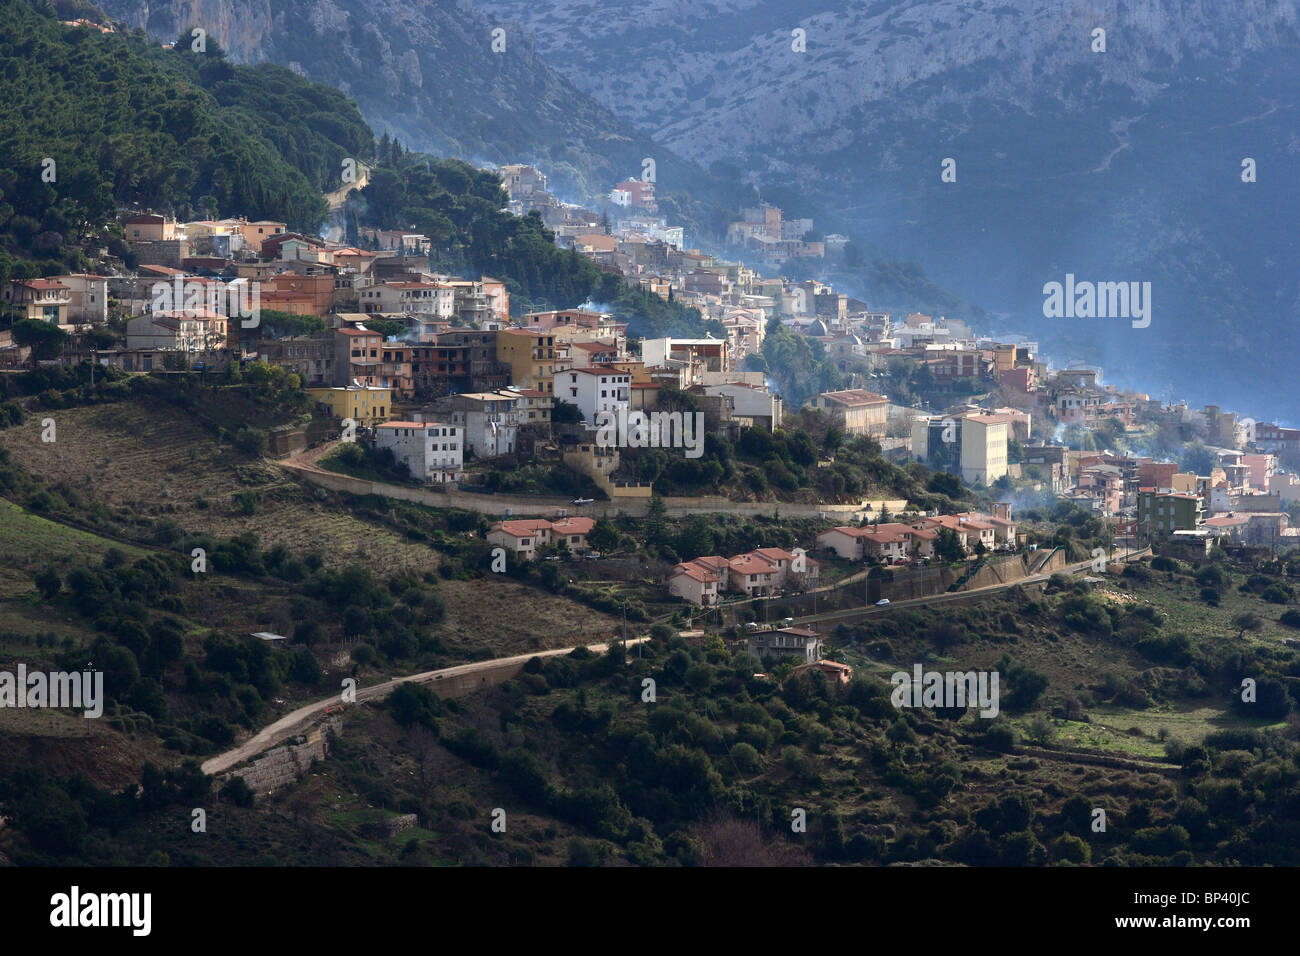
[56,274,110,325]
[359,281,456,317]
[375,421,463,483]
[668,563,720,606]
[487,516,594,561]
[557,365,630,422]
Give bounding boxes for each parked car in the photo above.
[875,598,891,606]
[584,551,601,559]
[780,617,795,626]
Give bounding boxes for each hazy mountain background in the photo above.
[97,0,1300,422]
[94,0,724,205]
[477,0,1300,423]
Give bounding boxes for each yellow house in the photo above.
[122,213,176,241]
[808,389,889,437]
[496,328,556,395]
[307,385,392,425]
[238,220,286,248]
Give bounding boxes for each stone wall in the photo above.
[227,717,342,796]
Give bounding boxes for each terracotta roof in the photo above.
[729,556,776,576]
[671,563,720,584]
[550,517,594,536]
[693,555,731,573]
[490,519,552,538]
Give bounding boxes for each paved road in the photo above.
[201,638,647,776]
[796,546,1149,628]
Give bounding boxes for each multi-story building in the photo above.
[54,274,109,325]
[1137,491,1204,535]
[556,366,631,422]
[307,385,391,426]
[359,281,456,317]
[807,389,888,437]
[747,627,822,664]
[333,328,384,387]
[510,387,552,427]
[125,311,226,351]
[911,412,1010,485]
[496,328,557,395]
[435,329,508,390]
[487,516,594,561]
[667,562,721,606]
[429,391,526,458]
[375,421,463,483]
[259,333,335,386]
[3,279,71,324]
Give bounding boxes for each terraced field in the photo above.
[0,401,436,570]
[0,397,619,652]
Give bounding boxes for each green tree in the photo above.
[33,567,61,600]
[12,319,66,361]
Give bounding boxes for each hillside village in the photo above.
[0,155,1296,632]
[3,2,1300,878]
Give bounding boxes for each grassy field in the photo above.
[0,401,439,571]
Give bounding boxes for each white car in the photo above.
[875,599,891,606]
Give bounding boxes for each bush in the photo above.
[233,427,268,456]
[220,776,256,808]
[978,720,1019,752]
[728,742,763,774]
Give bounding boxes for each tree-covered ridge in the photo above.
[0,0,371,280]
[352,153,710,336]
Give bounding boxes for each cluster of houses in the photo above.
[667,547,820,606]
[486,516,596,559]
[9,159,1300,525]
[815,506,1018,566]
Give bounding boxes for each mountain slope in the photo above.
[478,0,1300,421]
[95,0,724,208]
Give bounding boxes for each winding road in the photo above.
[203,546,1148,776]
[201,638,647,776]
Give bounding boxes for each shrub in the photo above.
[728,742,763,774]
[220,776,256,808]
